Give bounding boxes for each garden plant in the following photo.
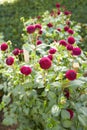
[0,3,87,130]
[0,0,87,50]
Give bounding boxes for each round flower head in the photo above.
[59,40,67,46]
[68,36,75,44]
[57,10,61,15]
[20,65,32,76]
[47,23,53,28]
[39,57,52,70]
[35,24,42,30]
[13,48,20,56]
[47,54,53,61]
[68,29,74,34]
[72,47,81,56]
[65,70,77,80]
[36,40,42,45]
[1,43,8,51]
[56,3,60,8]
[66,44,73,51]
[49,48,56,54]
[57,28,61,32]
[6,56,14,66]
[27,25,35,34]
[64,11,71,15]
[37,16,41,19]
[64,26,69,31]
[67,109,74,119]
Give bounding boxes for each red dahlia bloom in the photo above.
[68,36,75,44]
[57,28,61,32]
[6,56,14,66]
[36,40,42,45]
[20,65,32,76]
[1,43,8,51]
[27,25,35,34]
[13,48,20,56]
[64,26,69,31]
[47,54,53,61]
[47,23,53,28]
[37,16,41,19]
[65,70,77,80]
[57,10,61,15]
[72,47,81,56]
[66,44,73,51]
[59,40,67,46]
[68,29,74,34]
[39,57,52,70]
[49,48,56,54]
[64,11,71,15]
[67,109,74,119]
[56,3,60,8]
[35,24,42,30]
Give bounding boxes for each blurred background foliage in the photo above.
[0,0,87,50]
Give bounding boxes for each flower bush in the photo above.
[0,3,87,130]
[0,0,87,50]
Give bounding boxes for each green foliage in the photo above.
[0,8,87,130]
[0,0,87,50]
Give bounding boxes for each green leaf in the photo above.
[0,84,3,90]
[79,107,87,116]
[79,77,87,82]
[61,110,70,120]
[23,107,29,115]
[51,125,66,130]
[78,115,87,127]
[51,82,61,87]
[3,94,11,105]
[69,79,85,89]
[3,113,17,126]
[23,43,35,52]
[62,120,72,128]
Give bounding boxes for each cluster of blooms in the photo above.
[24,3,82,119]
[27,24,42,34]
[0,3,83,120]
[59,36,81,56]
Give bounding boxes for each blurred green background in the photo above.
[0,0,87,50]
